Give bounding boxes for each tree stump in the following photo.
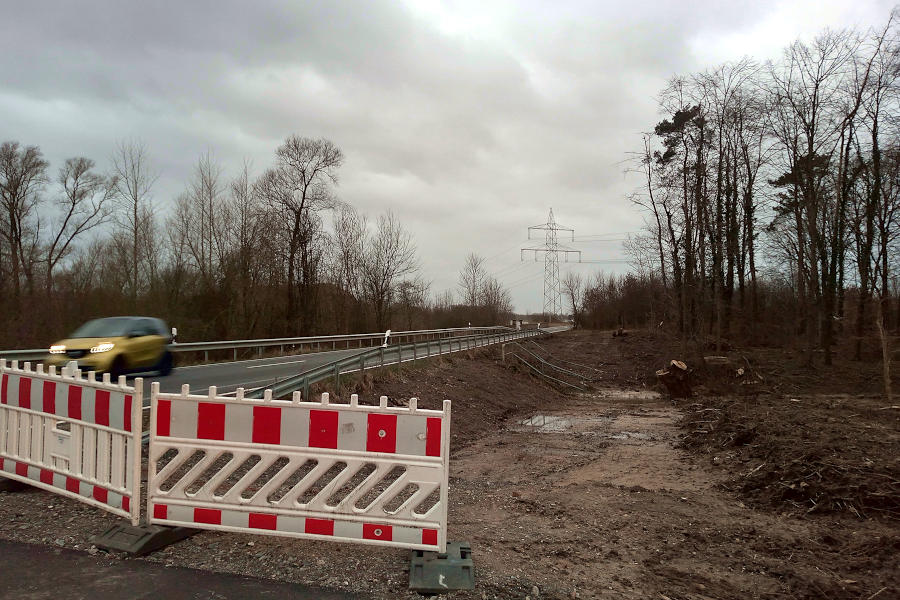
[656,360,692,398]
[703,355,734,378]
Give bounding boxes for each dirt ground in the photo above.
[1,329,898,599]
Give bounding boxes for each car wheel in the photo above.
[109,356,126,380]
[158,351,174,376]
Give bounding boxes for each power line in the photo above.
[493,260,534,278]
[499,263,543,285]
[572,259,631,264]
[482,241,528,263]
[505,269,548,290]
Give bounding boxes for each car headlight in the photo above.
[49,345,66,354]
[90,342,115,354]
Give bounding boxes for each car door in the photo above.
[143,319,168,364]
[127,320,159,368]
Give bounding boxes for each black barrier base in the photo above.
[409,541,475,594]
[92,522,198,556]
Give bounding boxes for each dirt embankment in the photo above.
[1,329,898,599]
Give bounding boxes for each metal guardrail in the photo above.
[501,340,588,391]
[0,326,514,363]
[247,327,547,400]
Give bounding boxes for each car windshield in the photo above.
[68,318,134,339]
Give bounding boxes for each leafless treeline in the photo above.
[594,14,900,374]
[0,135,510,347]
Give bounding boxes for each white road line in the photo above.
[245,359,306,369]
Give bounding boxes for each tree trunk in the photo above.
[876,297,892,402]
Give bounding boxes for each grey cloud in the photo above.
[0,0,891,310]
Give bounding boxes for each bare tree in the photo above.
[44,157,115,294]
[224,160,267,336]
[170,152,226,288]
[396,276,431,330]
[479,275,513,324]
[458,252,486,306]
[361,211,419,331]
[0,141,48,307]
[111,140,157,309]
[561,271,584,327]
[328,205,367,332]
[256,136,343,330]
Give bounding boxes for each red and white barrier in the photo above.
[147,384,451,552]
[0,360,142,525]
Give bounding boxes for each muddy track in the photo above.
[0,330,897,599]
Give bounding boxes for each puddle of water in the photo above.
[519,415,573,433]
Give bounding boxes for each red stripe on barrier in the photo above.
[1,373,7,404]
[15,462,28,477]
[123,395,132,431]
[68,386,82,420]
[305,518,334,536]
[0,458,4,470]
[42,381,56,414]
[197,402,226,440]
[194,507,222,525]
[309,410,338,449]
[426,417,442,457]
[157,399,171,436]
[249,513,278,530]
[366,413,397,453]
[252,406,281,445]
[95,390,110,426]
[153,504,167,520]
[18,377,31,409]
[93,486,108,504]
[66,477,80,493]
[422,528,438,546]
[39,469,54,485]
[122,496,130,512]
[363,523,392,541]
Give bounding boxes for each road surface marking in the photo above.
[246,359,306,369]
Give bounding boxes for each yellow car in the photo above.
[46,316,175,377]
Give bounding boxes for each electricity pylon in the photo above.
[521,208,580,322]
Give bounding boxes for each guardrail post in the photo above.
[380,347,384,368]
[233,348,237,361]
[413,343,417,361]
[204,350,209,362]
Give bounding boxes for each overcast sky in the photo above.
[1,0,895,313]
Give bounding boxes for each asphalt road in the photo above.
[0,539,366,600]
[140,347,364,398]
[131,327,563,401]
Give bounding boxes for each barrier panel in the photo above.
[147,384,451,552]
[0,360,142,525]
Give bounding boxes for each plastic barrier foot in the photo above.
[409,541,475,594]
[92,522,198,556]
